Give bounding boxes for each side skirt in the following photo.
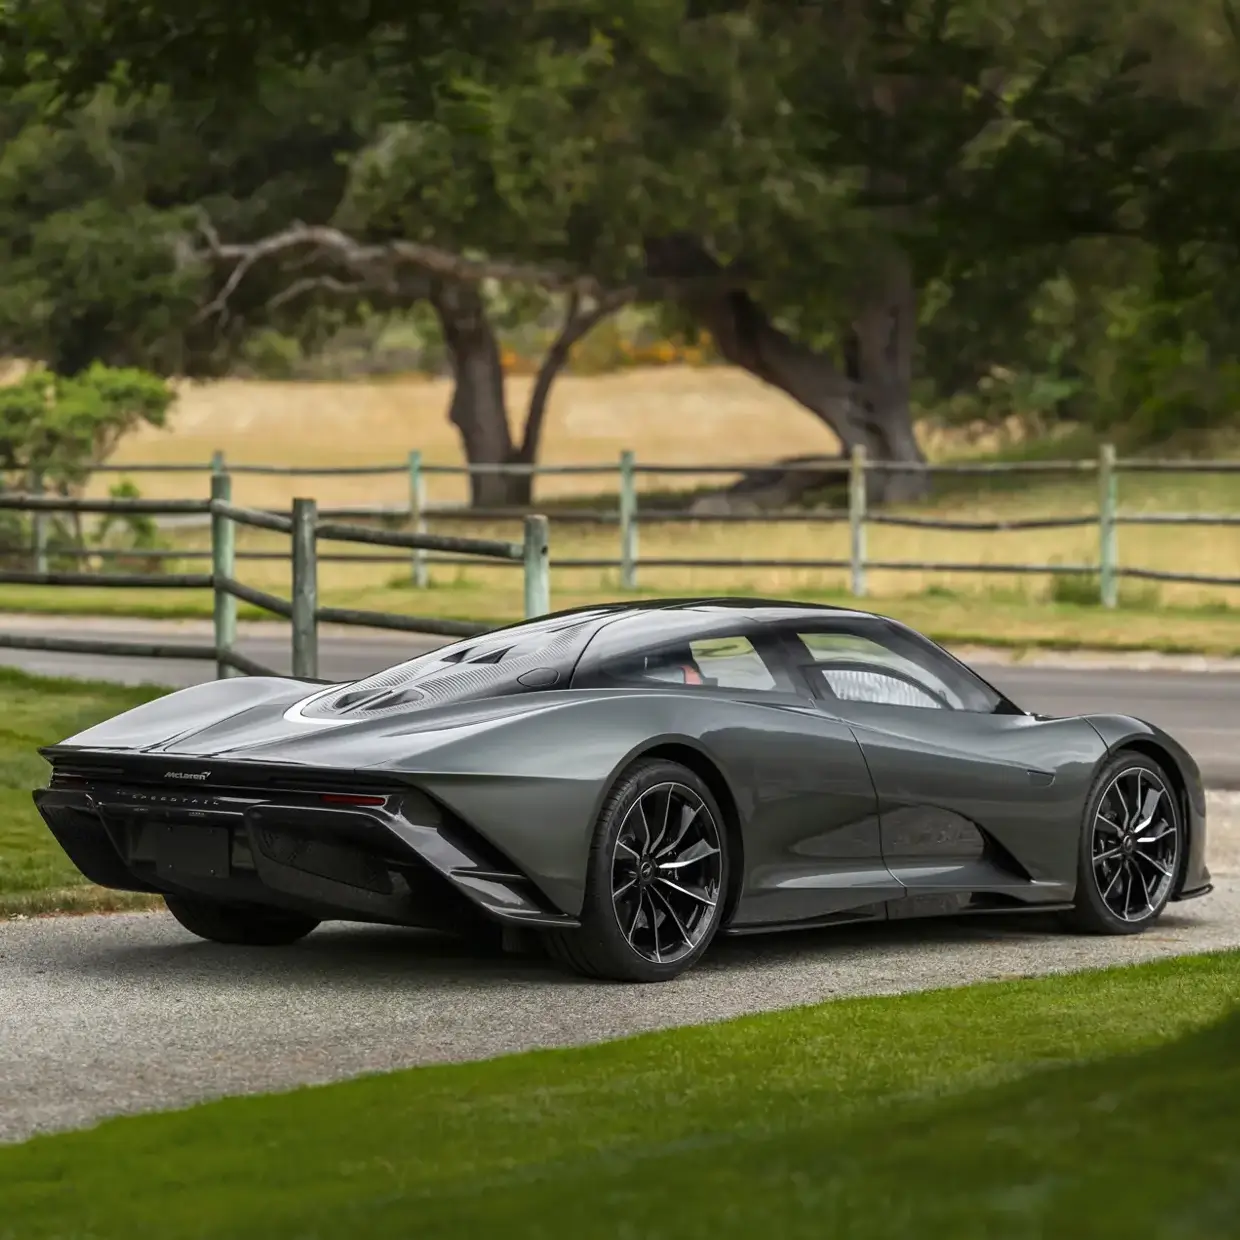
[722,894,1077,937]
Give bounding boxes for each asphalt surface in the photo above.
[3,615,1240,786]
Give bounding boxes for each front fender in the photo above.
[1085,713,1210,898]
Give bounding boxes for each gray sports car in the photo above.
[34,598,1211,982]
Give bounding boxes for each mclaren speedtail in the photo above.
[34,599,1211,981]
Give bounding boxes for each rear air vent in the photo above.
[299,620,596,721]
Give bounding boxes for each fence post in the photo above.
[210,472,237,679]
[1099,442,1118,609]
[619,449,638,590]
[210,449,227,482]
[407,449,428,588]
[848,444,867,598]
[29,469,48,575]
[523,514,550,618]
[291,497,319,680]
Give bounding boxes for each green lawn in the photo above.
[1,951,1237,1238]
[5,582,1240,656]
[0,667,165,913]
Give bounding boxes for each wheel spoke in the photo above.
[651,884,693,951]
[624,893,643,946]
[655,799,701,859]
[1113,780,1131,828]
[1136,823,1175,845]
[1134,851,1172,879]
[655,876,716,908]
[615,839,640,859]
[1133,786,1162,834]
[636,796,654,853]
[645,891,662,963]
[1135,862,1154,911]
[1102,865,1125,900]
[659,840,720,871]
[1096,814,1123,834]
[1093,846,1123,866]
[646,788,674,856]
[613,877,637,899]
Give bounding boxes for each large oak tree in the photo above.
[3,0,1238,501]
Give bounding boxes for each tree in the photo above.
[5,0,1239,501]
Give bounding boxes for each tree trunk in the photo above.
[645,235,928,504]
[430,282,526,507]
[841,252,927,502]
[515,289,633,467]
[432,283,633,509]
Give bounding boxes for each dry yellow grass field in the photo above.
[9,364,1236,647]
[105,367,844,509]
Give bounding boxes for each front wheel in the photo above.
[543,758,729,982]
[1064,752,1184,935]
[163,893,321,946]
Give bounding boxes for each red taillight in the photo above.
[319,793,386,807]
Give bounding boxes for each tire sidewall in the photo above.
[1076,752,1182,932]
[582,758,729,981]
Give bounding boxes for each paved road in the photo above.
[3,617,1240,786]
[2,868,1236,1146]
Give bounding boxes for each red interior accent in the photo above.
[680,665,703,685]
[319,793,387,806]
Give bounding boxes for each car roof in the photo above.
[543,596,883,630]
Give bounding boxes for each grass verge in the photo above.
[0,667,165,914]
[5,581,1240,657]
[1,951,1237,1237]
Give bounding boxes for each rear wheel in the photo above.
[163,893,320,946]
[543,758,728,982]
[1064,752,1183,935]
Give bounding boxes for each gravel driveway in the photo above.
[3,796,1238,1146]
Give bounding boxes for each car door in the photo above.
[571,616,900,928]
[774,619,1106,906]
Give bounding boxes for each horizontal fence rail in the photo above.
[0,476,552,680]
[5,440,1239,684]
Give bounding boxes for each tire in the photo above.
[543,758,729,982]
[1063,751,1184,935]
[163,893,320,946]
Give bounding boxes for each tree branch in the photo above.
[190,216,741,325]
[266,274,371,311]
[517,287,635,463]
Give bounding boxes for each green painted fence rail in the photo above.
[0,475,552,680]
[12,444,1240,614]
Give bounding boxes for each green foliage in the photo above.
[238,329,305,380]
[95,478,166,557]
[0,363,172,489]
[0,364,172,568]
[5,0,1240,455]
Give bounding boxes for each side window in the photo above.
[793,626,1000,713]
[588,634,778,691]
[814,665,947,709]
[688,636,777,690]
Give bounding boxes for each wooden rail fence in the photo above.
[0,474,551,680]
[33,443,1240,608]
